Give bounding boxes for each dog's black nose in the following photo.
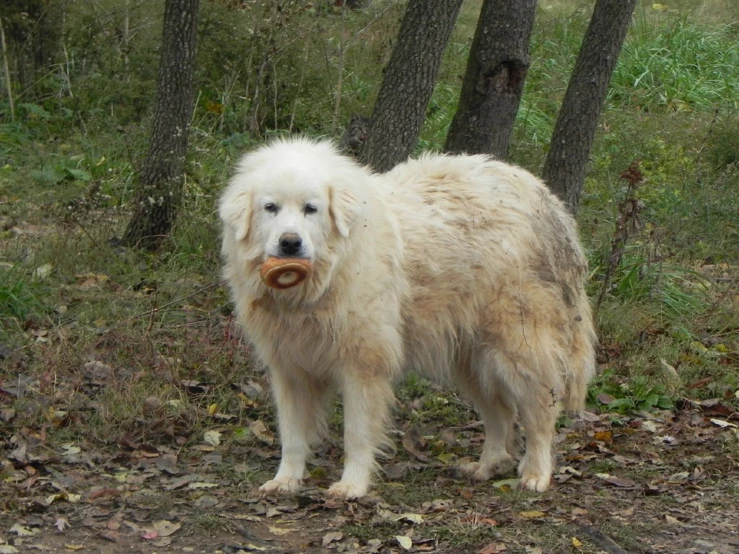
[279,233,302,256]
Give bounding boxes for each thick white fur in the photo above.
[219,137,597,498]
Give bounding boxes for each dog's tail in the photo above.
[563,297,597,412]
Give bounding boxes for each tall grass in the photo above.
[611,16,739,111]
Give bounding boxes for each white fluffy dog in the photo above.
[219,137,596,499]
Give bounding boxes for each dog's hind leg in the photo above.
[456,363,518,481]
[514,379,559,492]
[328,374,394,499]
[488,350,560,492]
[260,367,328,495]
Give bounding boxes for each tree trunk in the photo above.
[359,0,464,173]
[444,0,536,159]
[122,0,200,250]
[542,0,637,212]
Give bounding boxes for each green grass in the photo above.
[612,14,739,111]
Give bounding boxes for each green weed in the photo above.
[0,267,48,328]
[588,369,675,413]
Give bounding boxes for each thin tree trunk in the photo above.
[122,0,200,250]
[542,0,637,212]
[444,0,536,159]
[359,0,464,173]
[0,16,15,121]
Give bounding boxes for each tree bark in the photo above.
[444,0,536,159]
[359,0,464,173]
[542,0,637,212]
[122,0,200,250]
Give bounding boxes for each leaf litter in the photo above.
[2,321,739,553]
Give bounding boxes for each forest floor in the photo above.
[3,1,739,552]
[2,303,738,554]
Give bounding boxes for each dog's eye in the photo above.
[304,204,318,215]
[264,203,278,214]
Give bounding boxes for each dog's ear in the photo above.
[219,189,252,242]
[329,186,361,238]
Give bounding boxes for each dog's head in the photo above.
[219,138,369,298]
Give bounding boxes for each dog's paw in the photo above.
[517,471,551,492]
[461,454,516,481]
[259,477,303,495]
[327,480,368,500]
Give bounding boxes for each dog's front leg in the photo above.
[260,367,327,495]
[328,375,394,499]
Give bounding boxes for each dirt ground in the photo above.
[2,381,739,554]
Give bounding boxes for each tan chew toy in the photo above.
[260,258,312,289]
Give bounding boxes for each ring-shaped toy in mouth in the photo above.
[260,257,312,289]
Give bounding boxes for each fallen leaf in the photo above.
[204,430,222,446]
[61,444,81,456]
[396,536,413,550]
[180,380,210,394]
[194,494,219,509]
[395,513,424,524]
[605,476,637,488]
[492,478,519,491]
[322,531,343,547]
[436,451,457,464]
[33,263,53,279]
[248,420,274,445]
[164,474,200,490]
[558,466,582,477]
[88,488,122,501]
[519,511,546,519]
[402,427,428,461]
[641,420,659,433]
[45,493,81,506]
[422,499,453,511]
[710,418,737,429]
[383,461,409,480]
[268,526,294,536]
[76,272,109,288]
[659,358,679,382]
[153,520,181,537]
[122,520,142,534]
[0,546,19,554]
[188,481,219,489]
[56,517,69,531]
[137,444,160,458]
[571,537,583,548]
[64,545,85,551]
[82,361,114,382]
[9,523,37,536]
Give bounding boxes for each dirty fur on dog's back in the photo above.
[381,154,596,411]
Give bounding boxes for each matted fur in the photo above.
[219,137,597,498]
